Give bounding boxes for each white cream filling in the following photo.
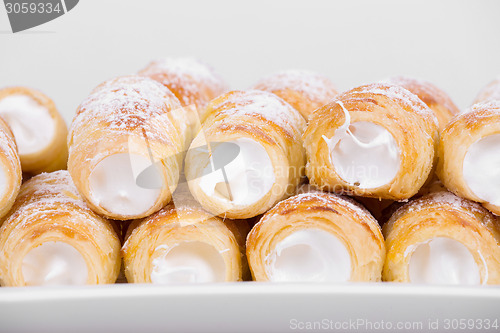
[463,134,500,207]
[0,94,55,155]
[407,237,481,285]
[265,229,351,282]
[22,241,88,286]
[89,153,162,216]
[322,101,400,189]
[198,138,275,206]
[150,241,226,284]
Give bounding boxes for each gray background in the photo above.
[1,0,499,125]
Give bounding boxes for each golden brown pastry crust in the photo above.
[0,86,68,174]
[383,191,500,284]
[473,77,500,104]
[122,183,250,283]
[246,186,385,282]
[68,76,190,220]
[0,118,21,219]
[0,171,121,286]
[387,76,460,132]
[185,90,307,219]
[304,83,439,200]
[139,57,228,124]
[436,101,500,215]
[253,70,338,120]
[386,77,459,194]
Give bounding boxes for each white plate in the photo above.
[0,283,499,333]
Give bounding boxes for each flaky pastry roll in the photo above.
[383,191,500,285]
[304,83,438,200]
[253,70,337,120]
[247,185,385,282]
[473,77,500,104]
[0,118,22,219]
[387,76,460,131]
[68,76,191,220]
[0,86,68,174]
[437,101,500,215]
[184,90,306,219]
[0,171,121,287]
[122,184,250,283]
[139,57,227,124]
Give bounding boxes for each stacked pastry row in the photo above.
[0,59,499,287]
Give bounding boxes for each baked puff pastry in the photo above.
[253,70,338,120]
[122,183,250,283]
[246,185,385,282]
[304,83,439,201]
[0,171,121,287]
[437,100,500,215]
[473,77,500,104]
[386,76,460,131]
[0,86,68,174]
[68,76,190,220]
[184,90,306,219]
[0,118,22,219]
[383,191,500,285]
[139,57,228,124]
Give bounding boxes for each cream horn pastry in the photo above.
[68,76,191,220]
[473,77,500,104]
[122,183,250,283]
[304,83,439,200]
[184,90,307,219]
[386,76,460,132]
[0,171,121,287]
[0,86,68,174]
[0,118,22,219]
[437,100,500,215]
[383,191,500,285]
[246,185,385,282]
[139,57,228,124]
[253,70,338,120]
[385,77,459,195]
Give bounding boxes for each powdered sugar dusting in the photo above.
[386,76,460,117]
[213,90,305,139]
[2,171,111,236]
[390,191,498,229]
[462,100,500,116]
[351,83,437,124]
[140,57,227,93]
[70,76,182,143]
[254,70,337,103]
[474,77,500,104]
[139,57,228,108]
[264,186,379,228]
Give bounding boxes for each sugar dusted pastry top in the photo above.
[387,76,460,115]
[386,76,460,130]
[444,100,500,134]
[474,77,500,104]
[139,57,228,112]
[384,191,500,239]
[3,171,107,226]
[256,186,384,247]
[253,70,337,118]
[204,90,306,141]
[308,82,438,134]
[71,75,183,144]
[349,83,437,122]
